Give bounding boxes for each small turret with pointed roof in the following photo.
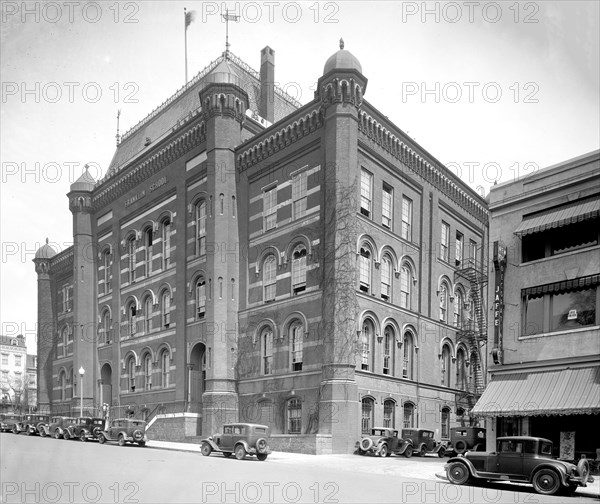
[68,165,95,213]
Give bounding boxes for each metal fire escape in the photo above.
[454,256,488,414]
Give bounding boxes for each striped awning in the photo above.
[514,198,600,237]
[472,366,600,417]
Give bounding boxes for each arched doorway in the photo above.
[100,363,112,409]
[189,343,206,407]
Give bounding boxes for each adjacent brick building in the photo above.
[34,43,489,453]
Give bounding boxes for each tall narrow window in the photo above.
[361,398,374,433]
[360,169,373,218]
[441,345,451,387]
[143,354,152,390]
[403,403,414,428]
[144,297,153,333]
[162,291,171,327]
[263,187,277,231]
[441,408,450,438]
[441,222,450,262]
[401,197,413,241]
[144,228,153,277]
[162,219,171,269]
[381,256,392,301]
[456,349,467,391]
[359,246,372,293]
[469,240,478,264]
[160,351,169,388]
[263,255,276,302]
[382,184,392,229]
[196,201,206,256]
[290,322,303,371]
[103,249,111,294]
[383,400,395,428]
[292,245,307,295]
[454,290,463,328]
[361,320,373,371]
[292,171,307,219]
[402,332,413,379]
[439,283,448,323]
[287,398,302,434]
[127,358,136,392]
[59,371,67,401]
[400,264,411,309]
[127,236,136,283]
[455,232,464,267]
[262,328,273,375]
[102,310,111,344]
[127,303,136,337]
[196,278,206,319]
[383,327,394,375]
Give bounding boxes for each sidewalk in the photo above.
[147,439,600,498]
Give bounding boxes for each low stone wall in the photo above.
[269,434,333,455]
[147,413,202,442]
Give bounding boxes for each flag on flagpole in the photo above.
[222,12,239,21]
[185,9,196,29]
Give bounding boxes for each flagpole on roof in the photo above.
[184,8,196,83]
[222,10,239,59]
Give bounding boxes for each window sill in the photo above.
[518,325,599,340]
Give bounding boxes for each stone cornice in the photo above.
[50,247,74,274]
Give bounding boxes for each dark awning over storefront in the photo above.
[514,198,600,237]
[472,366,600,417]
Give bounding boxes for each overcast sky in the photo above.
[1,1,599,354]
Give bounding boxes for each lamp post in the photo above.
[79,366,85,417]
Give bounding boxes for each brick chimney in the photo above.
[259,46,275,123]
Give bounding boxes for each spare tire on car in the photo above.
[360,437,374,451]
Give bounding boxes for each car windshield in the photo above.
[540,442,553,455]
[130,421,145,427]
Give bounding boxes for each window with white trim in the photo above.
[143,354,152,391]
[400,264,411,309]
[402,332,413,379]
[361,319,373,371]
[127,236,136,283]
[441,407,450,438]
[196,278,206,319]
[102,249,111,294]
[383,400,395,428]
[361,397,374,433]
[455,231,464,267]
[144,228,153,277]
[360,169,372,218]
[263,255,276,302]
[127,302,137,337]
[403,402,414,428]
[287,398,302,434]
[127,357,136,392]
[262,328,273,375]
[161,291,171,327]
[439,283,449,323]
[292,245,307,295]
[263,187,277,231]
[160,350,169,388]
[382,184,392,229]
[144,297,153,333]
[440,222,450,262]
[383,326,394,375]
[359,246,372,293]
[162,219,171,269]
[196,201,206,256]
[401,197,412,241]
[441,344,451,387]
[453,290,463,328]
[381,255,392,301]
[292,171,307,220]
[290,322,303,372]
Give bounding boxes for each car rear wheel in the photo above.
[256,453,268,461]
[404,446,413,458]
[63,430,70,441]
[40,428,46,438]
[577,459,590,484]
[201,442,212,457]
[12,426,18,434]
[447,461,471,485]
[26,428,32,436]
[80,432,87,442]
[454,440,467,454]
[235,444,246,460]
[54,429,61,439]
[438,447,446,458]
[98,434,106,444]
[93,427,101,439]
[532,468,561,495]
[118,434,126,447]
[419,446,426,457]
[378,444,388,458]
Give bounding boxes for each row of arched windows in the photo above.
[257,241,309,303]
[123,347,172,393]
[440,342,479,391]
[256,317,306,375]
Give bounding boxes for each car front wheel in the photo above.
[118,434,126,447]
[447,461,471,485]
[438,447,446,458]
[235,445,246,460]
[80,432,87,442]
[419,446,426,457]
[201,442,212,457]
[12,426,18,434]
[40,428,46,438]
[378,444,388,458]
[63,430,70,441]
[256,453,268,461]
[98,434,106,444]
[532,468,561,495]
[404,446,413,458]
[54,429,61,439]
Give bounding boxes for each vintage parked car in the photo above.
[201,423,271,460]
[97,418,147,447]
[445,436,594,496]
[445,426,486,456]
[402,428,446,457]
[355,427,413,457]
[65,417,106,442]
[22,414,50,436]
[44,416,78,439]
[0,413,22,433]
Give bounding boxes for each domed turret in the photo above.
[323,38,362,75]
[204,59,242,87]
[70,166,96,192]
[35,238,57,260]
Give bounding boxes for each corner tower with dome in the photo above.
[34,43,488,453]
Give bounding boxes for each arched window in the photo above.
[126,301,137,337]
[441,344,451,387]
[127,357,136,392]
[196,277,206,319]
[456,348,467,391]
[361,397,374,433]
[162,218,171,269]
[59,370,67,401]
[161,291,171,327]
[441,407,450,438]
[263,255,276,302]
[292,245,307,295]
[144,297,153,333]
[127,235,136,283]
[400,264,411,309]
[403,402,415,428]
[383,399,395,428]
[402,332,414,379]
[358,245,372,293]
[380,255,392,301]
[261,327,273,375]
[101,309,111,344]
[383,326,394,375]
[287,398,302,434]
[454,290,463,328]
[60,326,68,356]
[160,350,169,388]
[196,201,206,256]
[361,319,374,371]
[143,354,152,391]
[144,227,153,277]
[102,249,111,294]
[290,321,303,371]
[439,283,449,323]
